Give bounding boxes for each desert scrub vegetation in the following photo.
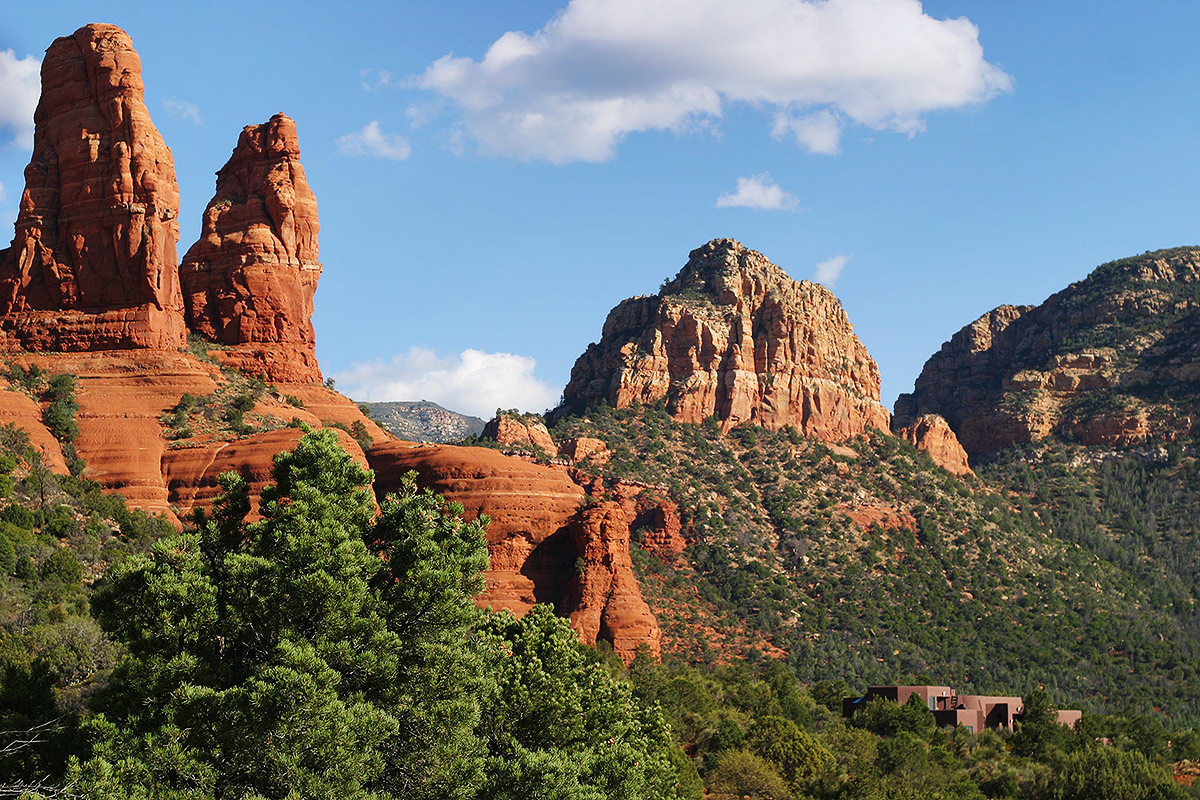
[550,401,1200,722]
[160,374,285,441]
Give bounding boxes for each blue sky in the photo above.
[1,1,1198,418]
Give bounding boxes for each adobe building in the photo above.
[843,685,1080,733]
[842,685,954,717]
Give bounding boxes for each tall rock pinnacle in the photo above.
[181,113,323,382]
[557,239,891,440]
[0,24,186,351]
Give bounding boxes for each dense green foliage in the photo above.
[550,401,1200,722]
[0,428,686,799]
[0,424,174,791]
[623,655,1195,800]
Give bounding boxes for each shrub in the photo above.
[707,749,791,800]
[40,549,82,585]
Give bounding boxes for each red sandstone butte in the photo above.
[367,440,662,659]
[181,113,322,383]
[557,239,891,440]
[897,414,974,477]
[0,24,186,352]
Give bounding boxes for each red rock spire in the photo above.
[181,113,323,383]
[0,24,187,351]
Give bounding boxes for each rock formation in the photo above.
[563,502,662,658]
[0,377,67,472]
[181,113,322,382]
[481,413,559,457]
[557,239,891,440]
[163,427,369,521]
[897,414,974,476]
[367,440,661,659]
[895,247,1200,457]
[0,24,186,352]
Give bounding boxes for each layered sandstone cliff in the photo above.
[895,247,1200,456]
[0,24,186,351]
[181,113,322,382]
[557,239,890,440]
[367,440,661,660]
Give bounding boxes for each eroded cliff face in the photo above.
[0,24,186,351]
[558,239,891,440]
[367,440,662,660]
[895,247,1200,457]
[181,113,322,382]
[896,414,974,477]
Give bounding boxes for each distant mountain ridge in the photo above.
[359,400,485,443]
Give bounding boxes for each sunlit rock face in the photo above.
[0,24,187,351]
[181,112,323,383]
[894,247,1200,457]
[367,440,662,660]
[558,239,891,440]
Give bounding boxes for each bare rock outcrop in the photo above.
[556,239,890,440]
[366,440,661,659]
[564,502,662,660]
[0,24,186,351]
[895,247,1200,457]
[481,413,559,457]
[897,414,974,476]
[163,427,368,521]
[181,113,322,383]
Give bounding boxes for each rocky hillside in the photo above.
[895,246,1200,458]
[359,400,484,442]
[545,401,1200,721]
[556,239,891,441]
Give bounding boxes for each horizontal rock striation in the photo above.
[181,113,322,382]
[557,239,890,440]
[0,24,186,351]
[895,247,1200,456]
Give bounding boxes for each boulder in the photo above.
[481,413,559,457]
[897,414,974,476]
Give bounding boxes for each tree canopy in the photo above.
[64,428,684,800]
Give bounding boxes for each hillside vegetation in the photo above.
[550,402,1200,724]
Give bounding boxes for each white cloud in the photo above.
[773,109,842,154]
[716,173,798,211]
[416,0,1011,163]
[815,254,850,287]
[332,347,559,418]
[163,97,202,124]
[0,181,6,204]
[0,48,41,149]
[337,121,412,160]
[360,68,396,91]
